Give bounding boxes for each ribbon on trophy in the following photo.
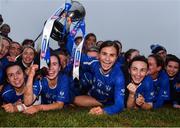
[40,1,72,69]
[72,19,85,80]
[39,0,86,80]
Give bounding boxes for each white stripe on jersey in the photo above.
[2,89,14,97]
[83,60,98,65]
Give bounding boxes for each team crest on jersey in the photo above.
[163,91,167,95]
[150,92,154,96]
[121,89,125,93]
[97,79,103,87]
[60,91,64,96]
[46,94,50,99]
[105,85,111,91]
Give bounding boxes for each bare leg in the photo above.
[74,95,102,107]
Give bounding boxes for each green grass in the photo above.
[0,106,179,127]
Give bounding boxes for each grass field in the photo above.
[0,106,179,127]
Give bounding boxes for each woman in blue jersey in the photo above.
[74,40,125,115]
[148,54,170,108]
[165,54,180,108]
[126,56,154,110]
[0,36,10,86]
[23,53,70,114]
[1,63,27,113]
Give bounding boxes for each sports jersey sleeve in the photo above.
[56,74,70,103]
[80,54,98,72]
[153,72,170,108]
[33,80,41,97]
[0,67,3,85]
[103,73,125,115]
[143,76,154,103]
[1,85,17,103]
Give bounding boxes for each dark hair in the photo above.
[54,48,68,56]
[0,14,3,23]
[5,62,24,76]
[124,49,139,62]
[113,40,122,49]
[74,36,82,42]
[148,54,164,68]
[96,40,103,48]
[50,52,61,67]
[0,23,10,30]
[11,41,21,46]
[22,39,34,47]
[1,36,11,44]
[99,40,119,56]
[165,54,180,67]
[129,56,148,69]
[85,33,96,42]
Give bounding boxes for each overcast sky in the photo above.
[1,0,180,57]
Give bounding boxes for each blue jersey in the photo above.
[0,67,3,85]
[81,54,125,115]
[117,56,125,67]
[135,75,154,103]
[169,73,180,105]
[33,73,70,104]
[153,70,170,108]
[80,71,93,92]
[0,57,9,70]
[1,84,23,103]
[0,57,9,85]
[63,60,92,96]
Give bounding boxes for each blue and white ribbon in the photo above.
[40,0,72,69]
[73,19,85,79]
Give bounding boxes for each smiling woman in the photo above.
[126,56,154,110]
[73,40,125,115]
[23,53,70,114]
[1,62,27,113]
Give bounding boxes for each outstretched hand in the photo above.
[89,106,104,115]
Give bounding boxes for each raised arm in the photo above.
[24,64,39,106]
[127,83,137,109]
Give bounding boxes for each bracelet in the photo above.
[16,104,27,112]
[17,105,24,112]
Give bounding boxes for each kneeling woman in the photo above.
[74,41,125,115]
[23,53,70,114]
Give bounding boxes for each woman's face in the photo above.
[7,65,25,88]
[9,43,21,57]
[166,61,179,78]
[148,56,160,76]
[129,61,148,85]
[47,56,61,80]
[1,25,10,36]
[85,36,96,50]
[0,39,10,59]
[22,48,35,65]
[99,46,118,74]
[58,54,67,69]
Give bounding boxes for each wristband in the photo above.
[16,104,27,112]
[17,105,24,112]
